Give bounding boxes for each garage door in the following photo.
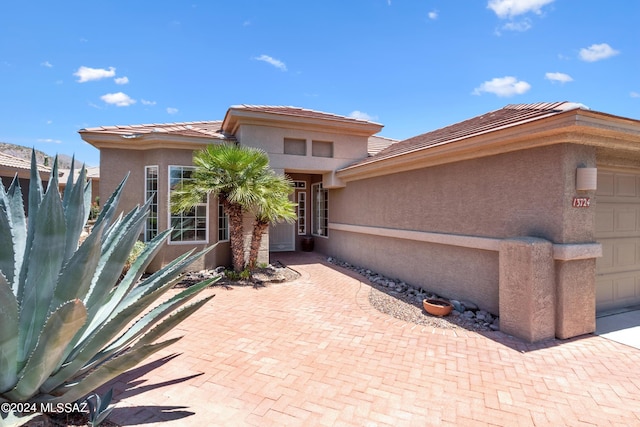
[595,169,640,312]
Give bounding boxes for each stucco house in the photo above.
[0,151,51,214]
[80,102,640,343]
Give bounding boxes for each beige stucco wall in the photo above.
[324,144,597,316]
[236,124,369,187]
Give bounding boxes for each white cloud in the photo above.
[545,72,573,83]
[37,138,62,144]
[41,61,53,68]
[349,110,377,121]
[579,43,619,62]
[631,92,640,98]
[500,19,532,32]
[473,76,531,97]
[255,54,287,71]
[74,66,116,83]
[167,107,179,114]
[114,76,129,85]
[488,0,554,19]
[428,10,438,20]
[46,120,52,124]
[100,92,136,107]
[141,99,157,106]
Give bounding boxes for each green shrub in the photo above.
[0,153,217,424]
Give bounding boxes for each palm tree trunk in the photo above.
[248,219,269,270]
[223,199,245,272]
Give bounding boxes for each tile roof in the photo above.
[349,102,587,168]
[80,120,231,140]
[228,105,383,125]
[0,151,50,173]
[58,165,100,185]
[367,135,399,156]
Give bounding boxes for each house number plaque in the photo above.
[572,197,590,208]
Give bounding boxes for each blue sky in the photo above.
[0,0,638,166]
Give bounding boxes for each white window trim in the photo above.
[297,191,306,235]
[144,165,159,242]
[167,165,209,245]
[311,182,329,239]
[218,200,229,242]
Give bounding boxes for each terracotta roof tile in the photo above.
[229,105,382,125]
[350,102,585,168]
[0,151,50,173]
[367,135,399,156]
[80,120,231,140]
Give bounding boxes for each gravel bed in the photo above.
[367,279,492,332]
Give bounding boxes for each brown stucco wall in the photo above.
[324,144,597,316]
[100,146,232,272]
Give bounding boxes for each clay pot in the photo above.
[423,298,453,317]
[301,236,314,252]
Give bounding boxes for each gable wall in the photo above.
[236,124,370,174]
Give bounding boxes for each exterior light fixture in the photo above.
[576,167,597,191]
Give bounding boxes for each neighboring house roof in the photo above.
[367,135,399,156]
[222,105,384,136]
[58,165,100,187]
[0,151,51,176]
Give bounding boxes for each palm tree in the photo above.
[171,143,295,272]
[248,171,297,269]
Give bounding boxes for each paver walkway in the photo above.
[105,252,640,426]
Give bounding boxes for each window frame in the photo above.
[144,165,159,242]
[297,191,306,235]
[311,182,328,238]
[167,165,209,245]
[218,200,229,242]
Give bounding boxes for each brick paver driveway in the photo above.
[105,252,640,426]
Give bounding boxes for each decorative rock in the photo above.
[461,300,478,311]
[325,256,499,331]
[451,300,463,313]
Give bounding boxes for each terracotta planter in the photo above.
[301,236,314,252]
[423,298,453,317]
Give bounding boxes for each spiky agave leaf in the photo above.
[41,246,213,393]
[63,165,88,262]
[93,278,217,366]
[17,173,67,372]
[1,150,216,408]
[5,300,87,401]
[45,338,182,404]
[0,273,18,393]
[57,294,214,402]
[0,177,27,289]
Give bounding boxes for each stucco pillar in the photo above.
[555,259,596,339]
[499,237,555,342]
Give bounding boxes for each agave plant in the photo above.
[0,152,217,421]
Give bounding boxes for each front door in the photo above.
[269,221,295,251]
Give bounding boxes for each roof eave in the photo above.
[337,109,640,183]
[79,131,231,151]
[221,107,383,136]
